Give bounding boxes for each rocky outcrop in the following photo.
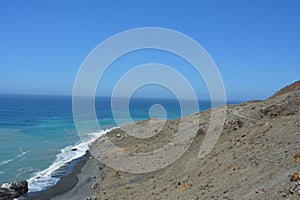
[0,180,28,200]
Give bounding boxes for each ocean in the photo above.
[0,94,240,193]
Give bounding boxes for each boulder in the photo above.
[116,133,122,139]
[0,180,28,200]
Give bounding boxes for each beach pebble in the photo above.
[116,133,122,139]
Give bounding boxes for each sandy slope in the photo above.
[50,82,300,200]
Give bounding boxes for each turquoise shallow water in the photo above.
[0,94,241,192]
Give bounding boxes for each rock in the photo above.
[232,164,239,171]
[196,129,205,137]
[292,151,300,162]
[86,196,97,200]
[71,148,78,151]
[226,119,243,131]
[125,185,131,189]
[290,172,300,182]
[116,133,122,139]
[0,180,28,200]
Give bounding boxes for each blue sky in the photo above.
[0,0,299,100]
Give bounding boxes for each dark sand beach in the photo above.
[25,151,101,200]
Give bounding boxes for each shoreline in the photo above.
[20,128,115,199]
[22,151,96,200]
[13,105,235,199]
[2,82,299,199]
[15,86,300,199]
[19,115,208,199]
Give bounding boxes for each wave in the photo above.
[0,150,28,167]
[27,127,116,192]
[16,151,28,158]
[0,159,14,167]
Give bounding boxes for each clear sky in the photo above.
[0,0,299,100]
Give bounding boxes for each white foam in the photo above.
[0,159,14,167]
[27,127,116,192]
[16,151,28,159]
[1,182,11,188]
[0,150,28,167]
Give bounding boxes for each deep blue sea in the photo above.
[0,94,241,192]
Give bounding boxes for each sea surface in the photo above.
[0,94,241,192]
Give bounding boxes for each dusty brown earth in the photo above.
[53,81,300,200]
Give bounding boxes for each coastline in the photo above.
[23,86,300,199]
[23,150,101,200]
[18,128,115,199]
[13,82,300,199]
[17,109,237,199]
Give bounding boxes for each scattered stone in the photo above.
[227,119,243,131]
[116,133,122,139]
[113,170,120,177]
[125,185,131,189]
[86,197,97,200]
[92,183,99,189]
[292,151,300,162]
[174,181,181,189]
[232,164,239,171]
[199,185,206,190]
[86,196,97,200]
[290,172,300,182]
[177,183,192,191]
[196,129,205,137]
